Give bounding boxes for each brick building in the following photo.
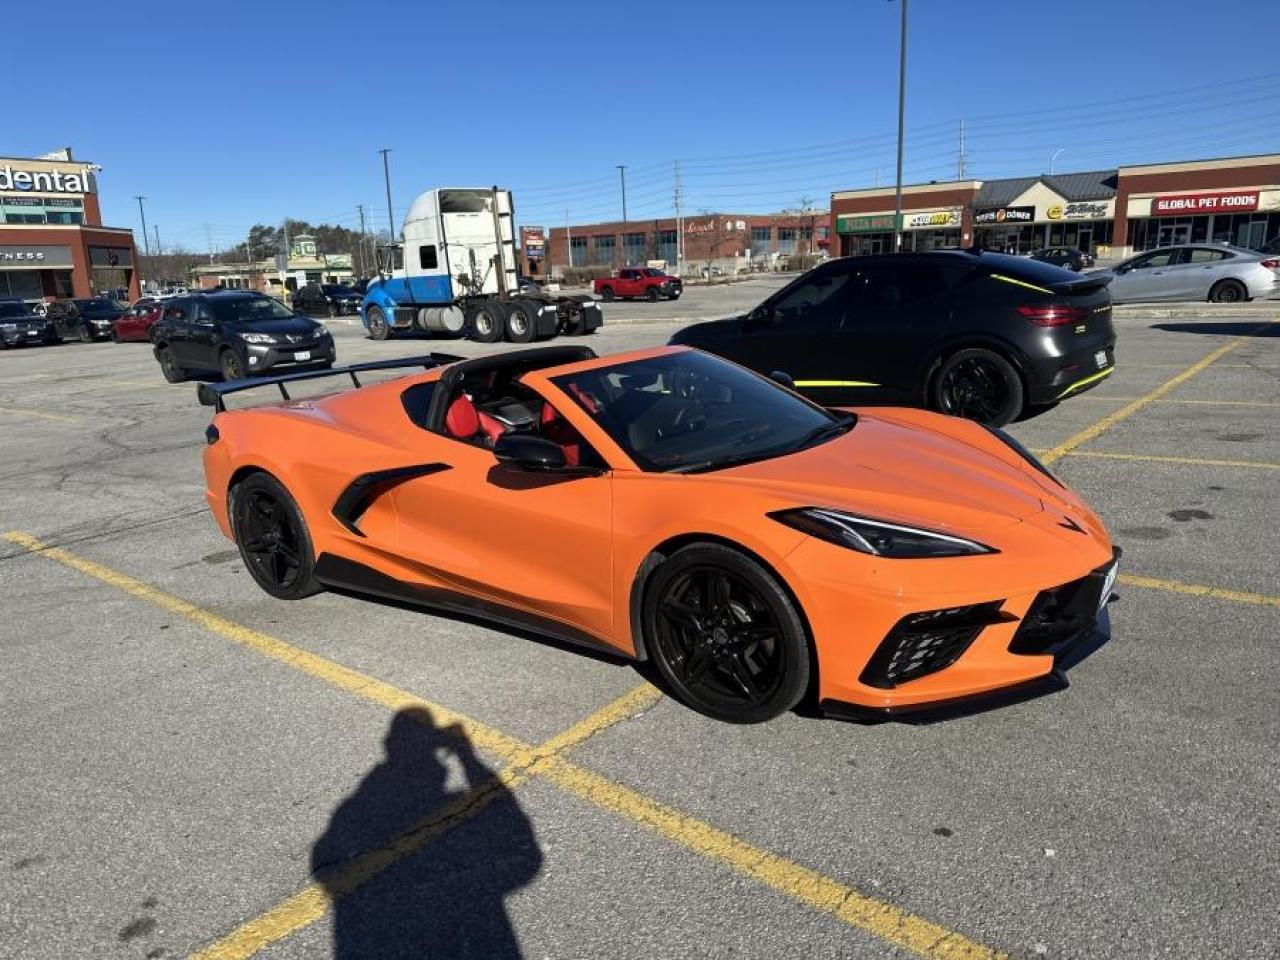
[0,149,141,302]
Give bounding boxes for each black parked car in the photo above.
[292,282,362,317]
[669,250,1116,427]
[150,290,335,383]
[1030,246,1093,271]
[43,297,128,341]
[0,299,60,347]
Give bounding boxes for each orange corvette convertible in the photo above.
[199,345,1118,723]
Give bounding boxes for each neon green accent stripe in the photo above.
[793,379,880,388]
[990,272,1054,295]
[1056,365,1114,399]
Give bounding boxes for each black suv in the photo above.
[0,300,60,347]
[150,290,336,383]
[292,282,362,317]
[44,297,127,341]
[1030,247,1093,272]
[669,250,1116,427]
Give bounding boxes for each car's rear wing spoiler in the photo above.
[196,353,465,412]
[1050,273,1112,296]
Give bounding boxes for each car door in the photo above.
[161,299,196,363]
[617,269,639,297]
[841,258,950,404]
[1110,249,1179,302]
[1180,247,1233,299]
[188,300,223,370]
[728,259,862,399]
[391,409,615,641]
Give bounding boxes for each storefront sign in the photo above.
[1047,200,1113,220]
[0,245,73,267]
[1150,191,1258,216]
[520,226,545,259]
[0,165,93,195]
[88,246,133,268]
[904,210,959,229]
[974,206,1034,225]
[836,213,899,234]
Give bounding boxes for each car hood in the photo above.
[668,316,743,344]
[701,411,1051,537]
[229,317,323,337]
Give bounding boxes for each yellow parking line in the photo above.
[1063,451,1280,471]
[1119,574,1280,609]
[0,405,77,423]
[1040,324,1273,466]
[1072,397,1280,407]
[3,531,1001,960]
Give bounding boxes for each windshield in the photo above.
[439,189,494,214]
[641,268,667,277]
[552,350,846,473]
[209,297,295,324]
[0,302,32,318]
[321,285,352,295]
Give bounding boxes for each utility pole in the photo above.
[617,165,628,224]
[357,204,368,276]
[565,209,572,272]
[204,223,214,263]
[153,225,161,257]
[957,118,967,179]
[379,148,395,239]
[673,160,684,274]
[892,0,909,253]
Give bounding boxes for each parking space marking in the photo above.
[3,531,1001,960]
[1040,326,1273,466]
[1063,451,1280,471]
[1119,574,1280,609]
[0,404,77,422]
[1073,397,1280,407]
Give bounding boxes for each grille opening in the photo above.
[1009,559,1115,656]
[860,602,1011,689]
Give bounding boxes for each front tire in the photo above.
[646,286,660,302]
[931,347,1024,427]
[1209,279,1247,303]
[366,305,391,340]
[220,347,246,381]
[642,544,810,724]
[230,473,322,600]
[78,324,93,343]
[468,301,505,343]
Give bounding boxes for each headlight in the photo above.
[770,508,996,559]
[982,425,1061,486]
[238,331,276,344]
[316,324,331,337]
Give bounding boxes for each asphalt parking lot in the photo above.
[1,303,1277,959]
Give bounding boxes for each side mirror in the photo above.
[746,305,775,330]
[494,434,567,471]
[769,370,796,390]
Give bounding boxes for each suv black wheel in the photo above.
[230,473,322,600]
[220,348,246,381]
[642,544,810,724]
[932,347,1024,427]
[78,323,93,343]
[156,344,187,383]
[599,286,615,302]
[366,305,391,340]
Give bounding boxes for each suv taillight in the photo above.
[1259,258,1280,270]
[1017,305,1088,327]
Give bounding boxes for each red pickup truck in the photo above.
[593,268,683,302]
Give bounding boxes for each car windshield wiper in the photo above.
[791,415,855,452]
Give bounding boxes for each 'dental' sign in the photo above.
[1150,191,1258,216]
[0,165,93,194]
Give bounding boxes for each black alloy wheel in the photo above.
[230,473,321,600]
[220,348,246,381]
[157,344,186,383]
[366,305,391,340]
[933,347,1024,427]
[1210,279,1246,304]
[643,544,809,723]
[78,323,93,343]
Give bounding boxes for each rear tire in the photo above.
[642,544,810,724]
[1209,279,1247,303]
[504,301,537,343]
[468,301,505,343]
[600,286,615,302]
[931,347,1024,427]
[156,344,187,383]
[230,472,322,600]
[366,305,391,340]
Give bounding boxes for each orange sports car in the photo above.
[199,345,1118,723]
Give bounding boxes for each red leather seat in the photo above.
[445,394,508,447]
[540,403,582,466]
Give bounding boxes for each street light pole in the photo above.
[892,0,908,253]
[380,148,395,240]
[617,165,628,224]
[1049,148,1066,175]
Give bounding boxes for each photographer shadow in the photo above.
[311,707,542,959]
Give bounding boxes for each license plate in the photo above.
[294,350,311,361]
[26,330,38,336]
[1098,561,1119,614]
[1094,350,1108,369]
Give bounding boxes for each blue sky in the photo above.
[8,0,1278,251]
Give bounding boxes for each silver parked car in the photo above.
[1103,244,1280,304]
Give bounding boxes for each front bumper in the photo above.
[1,323,57,345]
[242,339,336,373]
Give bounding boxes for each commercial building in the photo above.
[0,149,140,302]
[830,153,1280,260]
[189,235,355,294]
[543,210,830,276]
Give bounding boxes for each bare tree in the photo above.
[694,213,744,278]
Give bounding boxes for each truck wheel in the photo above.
[646,286,660,302]
[600,286,615,302]
[468,302,505,343]
[504,302,537,343]
[366,305,392,341]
